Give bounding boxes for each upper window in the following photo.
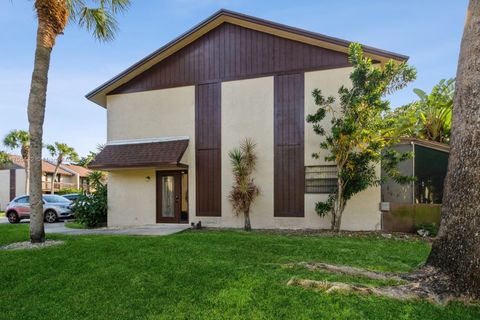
[305,166,337,194]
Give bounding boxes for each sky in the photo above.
[0,0,468,157]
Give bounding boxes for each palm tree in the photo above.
[27,0,130,243]
[413,78,454,143]
[45,142,79,194]
[0,151,12,167]
[3,130,30,194]
[228,138,260,231]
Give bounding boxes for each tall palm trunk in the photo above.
[28,20,53,243]
[427,0,480,299]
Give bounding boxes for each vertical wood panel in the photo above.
[196,83,221,216]
[9,169,16,201]
[274,73,304,217]
[111,23,349,95]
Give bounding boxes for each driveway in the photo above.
[0,218,190,236]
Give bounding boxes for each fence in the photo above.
[381,202,441,233]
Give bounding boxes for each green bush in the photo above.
[72,172,107,228]
[72,185,107,228]
[57,188,82,195]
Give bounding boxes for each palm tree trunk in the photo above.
[244,211,251,231]
[51,164,60,194]
[28,18,53,243]
[427,0,480,299]
[22,153,29,195]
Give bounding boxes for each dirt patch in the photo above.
[0,240,65,251]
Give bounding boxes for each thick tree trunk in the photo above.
[28,21,53,243]
[427,0,480,299]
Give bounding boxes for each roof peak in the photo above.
[86,9,408,107]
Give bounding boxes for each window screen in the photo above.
[305,166,337,194]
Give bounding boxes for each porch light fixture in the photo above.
[145,176,151,182]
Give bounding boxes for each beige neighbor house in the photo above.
[87,9,408,230]
[0,155,91,210]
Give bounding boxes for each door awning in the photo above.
[89,139,189,170]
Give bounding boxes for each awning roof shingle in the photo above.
[89,139,189,170]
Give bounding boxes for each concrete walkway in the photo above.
[0,218,191,236]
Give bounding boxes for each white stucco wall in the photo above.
[108,169,157,226]
[0,169,25,211]
[0,170,10,211]
[16,170,25,196]
[199,77,275,228]
[106,86,195,227]
[304,67,381,231]
[105,69,381,230]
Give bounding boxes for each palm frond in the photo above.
[67,0,130,41]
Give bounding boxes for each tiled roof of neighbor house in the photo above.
[398,138,450,153]
[89,139,189,170]
[3,154,72,175]
[62,164,92,177]
[86,9,409,107]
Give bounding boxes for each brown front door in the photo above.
[156,171,182,223]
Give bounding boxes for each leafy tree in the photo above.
[45,142,79,194]
[306,43,416,232]
[228,138,260,231]
[427,0,480,299]
[385,78,454,143]
[26,0,130,243]
[75,144,105,167]
[3,130,30,194]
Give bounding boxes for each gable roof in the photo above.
[86,9,408,108]
[89,138,189,170]
[61,164,92,177]
[3,155,73,175]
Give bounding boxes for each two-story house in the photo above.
[87,10,408,230]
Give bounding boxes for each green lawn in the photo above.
[0,224,478,320]
[0,211,4,217]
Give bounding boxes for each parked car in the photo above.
[5,195,73,224]
[62,193,81,202]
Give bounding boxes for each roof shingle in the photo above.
[89,139,189,170]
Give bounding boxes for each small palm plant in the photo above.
[45,142,79,194]
[228,138,260,231]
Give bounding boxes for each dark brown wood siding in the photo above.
[274,73,305,217]
[111,23,349,95]
[9,169,16,201]
[196,83,221,216]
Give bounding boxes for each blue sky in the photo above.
[0,0,467,157]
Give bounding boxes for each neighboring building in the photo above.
[87,9,408,230]
[61,164,92,191]
[380,138,449,233]
[0,155,91,210]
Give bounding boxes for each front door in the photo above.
[156,171,182,223]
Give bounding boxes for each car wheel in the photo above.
[7,211,19,224]
[44,210,58,223]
